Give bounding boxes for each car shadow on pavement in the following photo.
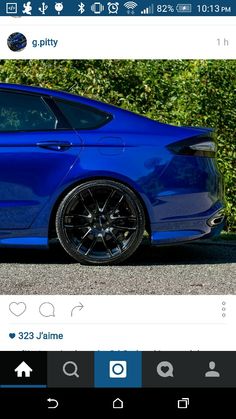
[127,240,236,266]
[0,240,235,266]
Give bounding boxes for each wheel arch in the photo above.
[48,175,151,239]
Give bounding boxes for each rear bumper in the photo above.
[151,206,225,245]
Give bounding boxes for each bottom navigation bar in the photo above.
[1,351,236,388]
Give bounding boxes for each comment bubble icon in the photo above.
[39,302,55,317]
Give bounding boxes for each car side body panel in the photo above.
[0,83,224,248]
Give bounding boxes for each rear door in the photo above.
[0,89,82,229]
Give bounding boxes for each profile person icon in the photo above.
[205,361,220,377]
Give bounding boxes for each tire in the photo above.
[55,179,145,265]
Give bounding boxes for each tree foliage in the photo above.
[0,59,235,230]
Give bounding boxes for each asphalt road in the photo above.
[0,239,235,295]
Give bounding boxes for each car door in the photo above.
[0,89,82,229]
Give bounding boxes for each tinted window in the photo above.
[0,91,57,131]
[55,99,111,130]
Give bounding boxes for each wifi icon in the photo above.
[124,1,138,14]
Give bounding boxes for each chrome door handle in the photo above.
[36,141,72,151]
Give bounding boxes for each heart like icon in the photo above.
[9,302,27,316]
[9,333,16,339]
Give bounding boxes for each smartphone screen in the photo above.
[0,1,235,414]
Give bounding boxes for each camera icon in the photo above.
[109,361,127,379]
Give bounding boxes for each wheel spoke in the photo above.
[110,215,136,221]
[110,231,123,253]
[110,194,124,216]
[79,192,91,216]
[101,189,116,212]
[77,228,92,250]
[71,214,91,218]
[110,215,137,231]
[101,236,113,257]
[65,214,91,219]
[88,188,100,212]
[111,225,136,231]
[64,223,91,229]
[85,236,98,256]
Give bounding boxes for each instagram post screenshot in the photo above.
[0,1,236,414]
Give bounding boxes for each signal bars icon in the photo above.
[141,4,154,14]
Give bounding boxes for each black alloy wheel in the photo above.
[55,180,145,265]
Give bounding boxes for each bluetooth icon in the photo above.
[78,2,85,14]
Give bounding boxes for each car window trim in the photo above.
[54,98,113,130]
[43,96,72,130]
[0,88,112,132]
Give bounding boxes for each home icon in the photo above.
[14,361,33,378]
[113,398,124,409]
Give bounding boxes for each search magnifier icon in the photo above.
[62,361,79,378]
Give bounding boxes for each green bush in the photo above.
[0,59,235,231]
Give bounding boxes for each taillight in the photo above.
[168,136,217,157]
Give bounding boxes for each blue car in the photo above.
[0,83,224,264]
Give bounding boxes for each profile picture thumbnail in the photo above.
[7,32,27,52]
